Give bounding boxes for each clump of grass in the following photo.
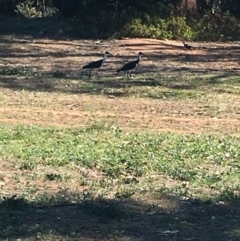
[44,173,71,182]
[52,70,68,78]
[0,66,37,77]
[45,173,63,181]
[20,160,35,170]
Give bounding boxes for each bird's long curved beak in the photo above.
[142,53,148,59]
[106,52,114,57]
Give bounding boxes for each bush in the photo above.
[69,0,178,39]
[167,16,193,40]
[16,1,43,18]
[191,11,240,41]
[120,12,240,42]
[67,1,240,41]
[120,16,193,40]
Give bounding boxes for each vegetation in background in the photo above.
[191,11,240,41]
[121,16,194,40]
[0,0,240,41]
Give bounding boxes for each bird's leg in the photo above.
[129,72,132,80]
[126,72,130,80]
[188,48,193,56]
[96,69,101,79]
[89,69,92,79]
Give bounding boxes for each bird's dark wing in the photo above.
[185,43,192,49]
[82,59,103,69]
[117,60,138,72]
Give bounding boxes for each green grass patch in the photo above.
[0,124,240,240]
[0,125,240,201]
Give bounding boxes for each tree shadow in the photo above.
[0,66,239,99]
[1,192,240,241]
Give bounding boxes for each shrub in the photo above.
[120,12,239,42]
[191,11,240,41]
[167,16,193,40]
[120,16,193,40]
[69,2,239,41]
[70,0,177,39]
[16,1,43,18]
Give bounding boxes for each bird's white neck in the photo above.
[103,53,107,64]
[138,54,141,61]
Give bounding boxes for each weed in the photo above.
[45,173,63,181]
[0,173,4,181]
[20,160,35,170]
[52,70,68,78]
[0,66,37,77]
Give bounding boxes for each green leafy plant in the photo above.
[192,11,240,41]
[121,16,193,40]
[16,1,43,18]
[20,160,35,170]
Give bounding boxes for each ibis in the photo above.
[117,52,147,79]
[182,41,193,51]
[82,51,113,78]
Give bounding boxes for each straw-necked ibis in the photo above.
[117,52,146,79]
[182,41,193,51]
[82,51,113,78]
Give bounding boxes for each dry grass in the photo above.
[0,36,240,135]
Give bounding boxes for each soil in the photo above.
[0,37,240,135]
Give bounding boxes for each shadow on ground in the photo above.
[0,193,240,241]
[0,65,239,99]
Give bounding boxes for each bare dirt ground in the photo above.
[0,37,240,135]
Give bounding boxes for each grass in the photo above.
[1,65,240,99]
[0,125,240,240]
[0,125,240,201]
[1,37,240,240]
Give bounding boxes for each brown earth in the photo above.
[0,37,240,135]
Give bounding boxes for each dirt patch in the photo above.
[0,90,240,135]
[0,37,240,135]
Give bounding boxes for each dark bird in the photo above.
[182,41,194,51]
[82,51,113,78]
[117,52,147,79]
